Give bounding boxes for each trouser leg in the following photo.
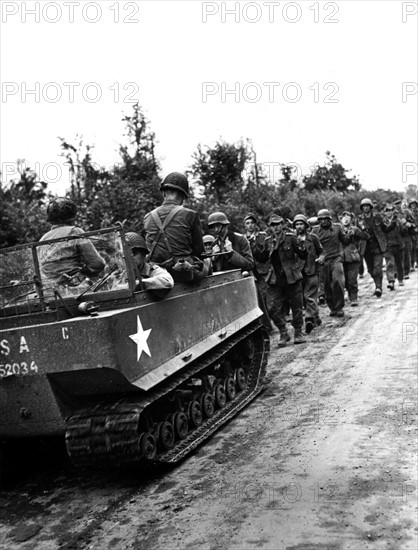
[330,258,345,311]
[267,285,287,333]
[345,262,359,300]
[323,262,334,311]
[403,239,411,276]
[384,250,395,282]
[359,255,365,276]
[303,274,320,321]
[288,280,304,333]
[392,247,404,282]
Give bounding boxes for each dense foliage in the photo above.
[0,104,411,248]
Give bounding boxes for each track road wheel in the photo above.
[214,381,227,408]
[225,375,236,401]
[173,412,188,440]
[139,433,157,460]
[158,421,175,450]
[189,400,203,427]
[236,368,247,391]
[202,392,215,418]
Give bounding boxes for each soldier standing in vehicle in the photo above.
[312,209,352,317]
[293,214,325,334]
[38,198,105,290]
[340,211,369,306]
[357,198,392,297]
[261,214,307,346]
[207,212,254,273]
[144,172,204,283]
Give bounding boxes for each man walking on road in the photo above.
[293,214,325,334]
[261,214,307,346]
[357,198,392,297]
[341,211,369,306]
[312,209,351,317]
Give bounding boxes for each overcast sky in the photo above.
[1,0,417,194]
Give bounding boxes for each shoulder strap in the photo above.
[148,206,182,260]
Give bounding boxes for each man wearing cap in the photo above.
[357,198,392,297]
[340,211,369,306]
[408,199,418,268]
[243,213,270,298]
[399,201,417,278]
[207,212,254,272]
[260,214,307,346]
[293,214,325,333]
[312,209,352,317]
[382,204,405,290]
[122,232,174,291]
[144,172,204,283]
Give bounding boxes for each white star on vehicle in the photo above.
[129,316,152,361]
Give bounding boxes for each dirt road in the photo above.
[0,273,417,550]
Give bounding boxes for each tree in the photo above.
[303,152,361,193]
[0,161,51,247]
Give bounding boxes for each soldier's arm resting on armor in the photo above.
[142,264,174,290]
[76,237,106,275]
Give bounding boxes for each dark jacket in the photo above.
[144,200,204,264]
[262,232,307,285]
[212,231,254,272]
[246,230,270,278]
[357,212,392,253]
[342,226,369,263]
[385,218,405,249]
[312,223,351,261]
[298,233,325,277]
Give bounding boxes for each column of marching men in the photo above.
[39,173,418,348]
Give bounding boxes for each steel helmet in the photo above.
[125,232,149,253]
[160,172,189,197]
[268,214,284,225]
[203,234,215,244]
[47,197,77,223]
[317,209,332,219]
[307,216,318,226]
[292,214,309,227]
[342,211,354,218]
[360,198,373,209]
[408,198,418,207]
[207,212,230,226]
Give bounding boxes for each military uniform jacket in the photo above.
[144,200,204,264]
[357,213,391,253]
[312,223,351,261]
[297,233,324,277]
[246,230,270,277]
[262,232,307,285]
[342,226,369,263]
[212,231,254,272]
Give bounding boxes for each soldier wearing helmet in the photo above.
[120,232,174,291]
[398,200,417,278]
[408,199,418,268]
[357,197,393,297]
[311,209,352,317]
[144,172,204,283]
[38,198,105,290]
[207,211,254,272]
[259,213,308,346]
[293,214,325,333]
[340,211,369,306]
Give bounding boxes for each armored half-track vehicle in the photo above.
[0,227,269,472]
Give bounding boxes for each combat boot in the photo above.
[305,318,314,334]
[294,331,306,344]
[277,331,291,347]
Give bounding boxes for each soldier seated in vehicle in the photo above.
[122,232,174,291]
[144,172,207,283]
[207,212,254,273]
[38,198,106,293]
